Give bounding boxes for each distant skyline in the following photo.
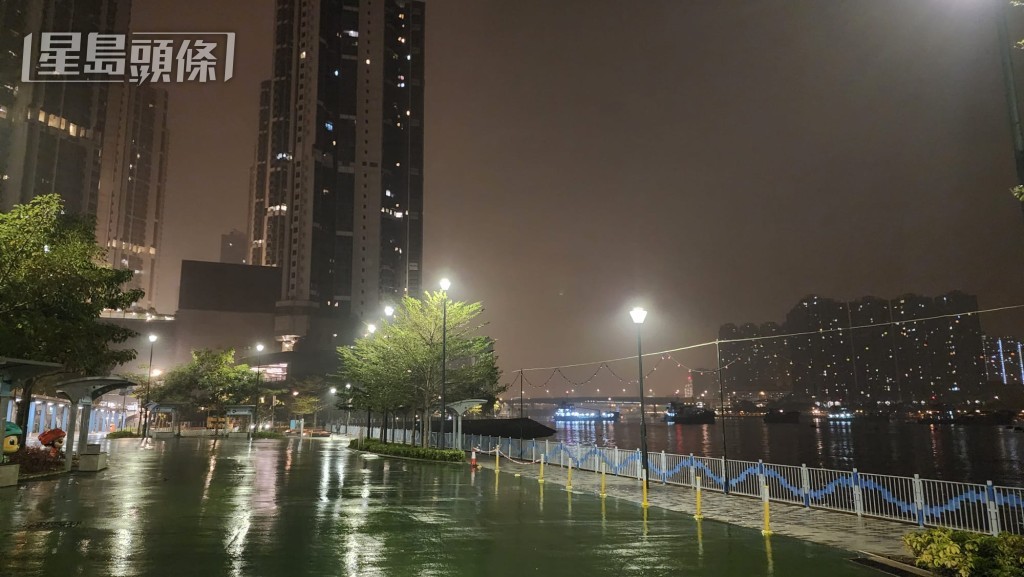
[134,1,1024,392]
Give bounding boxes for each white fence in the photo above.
[344,427,1024,536]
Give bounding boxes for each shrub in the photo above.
[903,528,1024,577]
[252,431,286,440]
[349,438,465,462]
[7,447,62,475]
[106,430,140,439]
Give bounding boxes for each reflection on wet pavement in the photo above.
[0,438,879,576]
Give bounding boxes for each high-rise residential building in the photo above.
[220,229,248,264]
[96,84,169,308]
[984,335,1024,386]
[722,291,988,405]
[1,1,170,310]
[248,0,425,352]
[717,322,791,395]
[0,1,130,215]
[848,296,900,401]
[785,295,855,402]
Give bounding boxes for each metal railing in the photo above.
[340,428,1023,535]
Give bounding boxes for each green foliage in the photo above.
[1013,185,1024,202]
[349,438,465,462]
[338,291,504,420]
[105,430,140,439]
[252,431,286,440]
[285,375,330,416]
[152,349,258,412]
[904,528,1024,577]
[0,194,143,374]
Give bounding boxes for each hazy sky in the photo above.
[134,1,1024,394]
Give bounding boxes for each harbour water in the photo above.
[549,418,1024,486]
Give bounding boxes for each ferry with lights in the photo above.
[552,404,620,422]
[663,402,716,424]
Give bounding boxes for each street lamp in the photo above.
[439,278,451,448]
[367,324,377,335]
[384,305,395,317]
[629,306,651,508]
[255,343,265,429]
[142,334,158,437]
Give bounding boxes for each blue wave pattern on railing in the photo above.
[763,468,804,498]
[996,490,1024,508]
[463,437,1024,534]
[859,479,916,514]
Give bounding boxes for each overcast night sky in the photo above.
[134,0,1024,392]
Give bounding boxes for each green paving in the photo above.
[0,438,886,576]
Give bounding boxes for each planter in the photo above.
[0,463,19,487]
[78,453,107,472]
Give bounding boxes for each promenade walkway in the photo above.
[478,456,913,558]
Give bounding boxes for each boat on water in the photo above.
[826,407,855,422]
[763,409,800,424]
[954,410,1016,426]
[552,404,620,423]
[664,403,715,424]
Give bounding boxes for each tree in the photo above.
[283,376,331,431]
[338,291,504,445]
[152,349,258,434]
[0,195,144,443]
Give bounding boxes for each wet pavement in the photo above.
[0,438,882,576]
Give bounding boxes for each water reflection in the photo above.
[552,419,1023,485]
[0,438,966,577]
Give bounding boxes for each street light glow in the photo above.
[439,278,451,291]
[384,305,395,317]
[367,324,377,334]
[256,343,264,352]
[329,387,337,394]
[629,307,648,324]
[292,391,299,396]
[152,369,163,377]
[148,334,158,343]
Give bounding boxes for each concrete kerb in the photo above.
[474,456,912,559]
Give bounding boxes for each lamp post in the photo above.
[255,343,264,429]
[142,334,158,437]
[630,307,651,505]
[439,278,451,448]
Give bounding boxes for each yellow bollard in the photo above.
[761,484,773,536]
[539,480,545,512]
[539,454,545,484]
[641,470,650,508]
[567,459,573,491]
[601,496,607,532]
[694,476,704,520]
[696,518,705,564]
[495,448,500,471]
[600,462,607,498]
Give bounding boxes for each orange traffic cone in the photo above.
[471,450,478,469]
